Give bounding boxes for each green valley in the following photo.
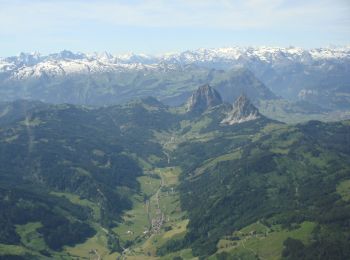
[0,86,349,260]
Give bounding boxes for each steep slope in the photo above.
[213,68,276,104]
[186,84,223,113]
[221,95,261,125]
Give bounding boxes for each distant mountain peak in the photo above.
[48,50,86,60]
[221,94,260,125]
[186,84,223,113]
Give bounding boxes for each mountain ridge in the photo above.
[1,46,349,110]
[2,46,350,68]
[1,46,349,80]
[221,94,261,125]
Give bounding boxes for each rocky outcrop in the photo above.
[186,84,223,113]
[221,95,260,125]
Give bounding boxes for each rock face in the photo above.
[221,95,260,125]
[187,84,223,113]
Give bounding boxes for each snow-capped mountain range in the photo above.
[0,46,349,110]
[1,46,350,80]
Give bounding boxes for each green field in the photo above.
[211,221,316,260]
[51,191,101,220]
[337,179,350,201]
[16,222,46,252]
[65,225,120,260]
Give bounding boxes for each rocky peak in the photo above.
[186,84,223,113]
[221,94,260,125]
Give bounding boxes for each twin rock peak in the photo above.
[186,84,261,125]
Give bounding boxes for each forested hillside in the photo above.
[0,90,349,259]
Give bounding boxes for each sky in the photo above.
[0,0,349,56]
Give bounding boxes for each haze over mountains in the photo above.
[1,46,349,111]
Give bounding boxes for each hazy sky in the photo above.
[0,0,349,56]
